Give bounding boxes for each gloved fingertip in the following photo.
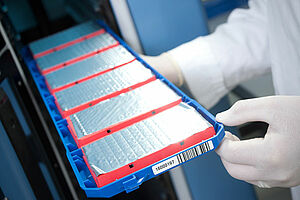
[215,133,234,155]
[225,131,240,141]
[215,113,222,122]
[215,131,239,153]
[216,111,227,123]
[216,110,238,126]
[224,131,232,137]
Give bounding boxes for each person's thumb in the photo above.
[215,131,264,165]
[216,97,275,126]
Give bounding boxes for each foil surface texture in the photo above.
[30,21,101,55]
[69,80,181,138]
[36,33,117,71]
[55,60,154,112]
[45,46,134,89]
[83,103,211,175]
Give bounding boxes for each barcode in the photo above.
[177,140,214,164]
[152,140,214,175]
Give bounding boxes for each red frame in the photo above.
[39,42,120,75]
[53,75,156,117]
[83,126,216,187]
[33,29,106,59]
[46,58,137,93]
[66,98,182,147]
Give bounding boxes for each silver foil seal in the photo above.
[69,80,181,138]
[45,46,135,90]
[82,103,211,175]
[55,60,154,112]
[36,33,117,71]
[29,21,102,55]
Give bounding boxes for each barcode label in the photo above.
[177,140,214,164]
[152,140,214,175]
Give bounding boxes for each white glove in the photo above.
[215,96,300,188]
[141,53,184,87]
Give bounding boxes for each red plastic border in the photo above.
[54,75,157,118]
[47,58,137,93]
[66,98,182,148]
[39,42,120,75]
[33,29,106,59]
[86,127,216,187]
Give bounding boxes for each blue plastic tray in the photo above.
[21,20,225,198]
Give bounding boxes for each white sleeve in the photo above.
[168,0,271,109]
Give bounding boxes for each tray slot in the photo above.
[36,33,119,74]
[54,60,155,117]
[44,46,135,92]
[82,103,214,186]
[67,80,181,147]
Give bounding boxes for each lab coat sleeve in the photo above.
[168,0,271,109]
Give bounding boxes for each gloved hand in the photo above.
[141,53,184,87]
[215,96,300,188]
